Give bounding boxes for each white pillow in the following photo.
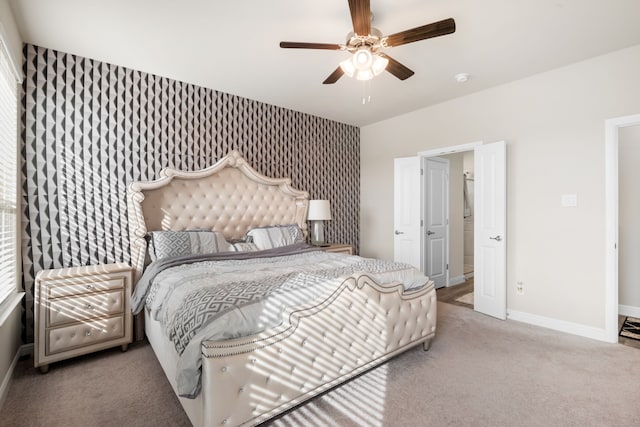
[246,224,304,250]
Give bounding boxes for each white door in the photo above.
[394,157,422,270]
[424,157,449,288]
[474,141,507,319]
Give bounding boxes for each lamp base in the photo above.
[310,220,326,246]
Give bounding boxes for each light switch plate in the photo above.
[561,194,577,207]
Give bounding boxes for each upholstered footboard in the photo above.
[199,273,437,427]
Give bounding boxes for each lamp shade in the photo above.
[307,200,332,220]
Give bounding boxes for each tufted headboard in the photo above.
[127,151,309,282]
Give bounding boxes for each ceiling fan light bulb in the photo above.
[353,48,373,71]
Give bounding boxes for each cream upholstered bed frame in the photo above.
[127,151,309,283]
[127,151,437,427]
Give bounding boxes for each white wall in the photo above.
[619,125,640,311]
[361,44,640,330]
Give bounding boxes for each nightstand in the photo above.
[320,244,354,255]
[34,263,133,373]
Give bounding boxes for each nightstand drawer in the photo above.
[47,315,125,355]
[47,290,125,327]
[47,277,125,298]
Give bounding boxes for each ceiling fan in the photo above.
[279,0,456,84]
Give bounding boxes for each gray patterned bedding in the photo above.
[131,243,430,398]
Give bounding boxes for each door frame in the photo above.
[604,113,640,343]
[422,156,450,287]
[419,141,506,319]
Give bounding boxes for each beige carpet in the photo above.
[454,292,474,305]
[2,302,640,427]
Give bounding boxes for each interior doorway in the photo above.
[615,123,640,349]
[416,141,506,320]
[424,151,475,306]
[605,114,640,343]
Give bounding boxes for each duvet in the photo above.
[131,242,430,398]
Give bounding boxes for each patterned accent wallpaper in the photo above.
[20,44,360,342]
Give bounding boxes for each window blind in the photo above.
[0,38,18,305]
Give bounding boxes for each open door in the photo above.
[393,157,422,270]
[474,141,507,319]
[424,157,449,288]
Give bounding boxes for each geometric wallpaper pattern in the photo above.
[20,44,359,343]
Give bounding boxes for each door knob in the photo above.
[426,230,435,236]
[489,235,502,242]
[394,230,404,235]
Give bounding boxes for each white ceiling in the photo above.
[8,0,640,126]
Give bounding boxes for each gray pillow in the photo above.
[149,230,232,261]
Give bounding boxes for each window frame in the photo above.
[0,29,24,324]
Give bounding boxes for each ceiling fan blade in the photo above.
[384,18,456,47]
[348,0,371,36]
[379,54,414,80]
[279,41,343,50]
[323,67,345,84]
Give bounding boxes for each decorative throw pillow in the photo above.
[231,242,259,252]
[149,230,232,261]
[246,224,304,250]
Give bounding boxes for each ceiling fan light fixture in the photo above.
[355,68,374,81]
[371,54,389,76]
[353,48,373,71]
[342,49,388,81]
[339,58,356,77]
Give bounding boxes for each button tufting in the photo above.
[221,367,228,373]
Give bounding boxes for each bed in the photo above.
[127,151,437,426]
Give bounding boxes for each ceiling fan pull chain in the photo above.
[362,80,373,105]
[362,80,367,104]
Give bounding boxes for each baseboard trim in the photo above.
[21,343,33,357]
[507,309,608,342]
[618,304,640,318]
[447,275,466,286]
[0,343,27,410]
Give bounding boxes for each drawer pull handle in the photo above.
[85,330,92,337]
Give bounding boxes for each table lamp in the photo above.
[308,200,331,246]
